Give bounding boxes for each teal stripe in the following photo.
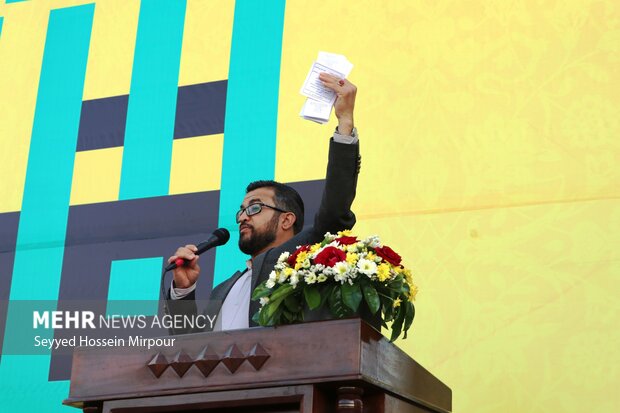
[0,5,94,411]
[119,0,187,200]
[6,0,28,3]
[10,3,94,298]
[214,0,286,285]
[107,257,162,316]
[0,17,3,37]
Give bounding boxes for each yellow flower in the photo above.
[278,268,291,283]
[346,252,358,265]
[337,229,353,237]
[295,251,309,270]
[402,268,413,284]
[393,297,402,308]
[309,243,321,254]
[377,263,391,282]
[408,283,418,302]
[366,251,379,262]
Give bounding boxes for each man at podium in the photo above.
[167,73,362,332]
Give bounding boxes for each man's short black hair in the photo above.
[246,180,304,234]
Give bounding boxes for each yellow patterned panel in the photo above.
[178,0,234,86]
[70,146,122,205]
[276,1,620,218]
[82,0,140,100]
[0,2,48,213]
[353,198,620,412]
[70,134,223,205]
[169,134,223,195]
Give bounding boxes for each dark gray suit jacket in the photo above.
[169,138,362,331]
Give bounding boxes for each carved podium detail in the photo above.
[65,319,451,413]
[147,342,271,379]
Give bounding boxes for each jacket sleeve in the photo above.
[311,138,360,238]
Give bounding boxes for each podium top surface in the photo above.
[65,318,451,412]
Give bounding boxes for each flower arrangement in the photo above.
[251,230,418,341]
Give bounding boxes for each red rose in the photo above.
[335,236,358,245]
[313,246,346,267]
[287,245,310,266]
[374,245,402,266]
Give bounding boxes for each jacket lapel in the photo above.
[205,270,244,323]
[251,253,267,291]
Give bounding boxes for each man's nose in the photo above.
[237,209,250,223]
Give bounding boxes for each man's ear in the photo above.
[280,212,296,231]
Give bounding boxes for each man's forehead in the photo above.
[241,187,275,206]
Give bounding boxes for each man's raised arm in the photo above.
[311,74,361,237]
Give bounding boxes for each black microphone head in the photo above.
[213,227,230,246]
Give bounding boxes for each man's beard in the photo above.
[238,214,279,256]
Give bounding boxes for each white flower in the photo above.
[278,251,290,262]
[333,261,351,283]
[367,235,381,248]
[302,258,311,269]
[278,270,289,283]
[259,297,270,306]
[346,244,358,253]
[266,279,276,289]
[305,272,317,284]
[357,258,377,276]
[290,273,299,287]
[323,266,336,276]
[317,274,328,283]
[268,270,277,281]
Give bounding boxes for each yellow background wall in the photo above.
[275,2,619,410]
[0,0,618,411]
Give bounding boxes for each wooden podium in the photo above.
[64,318,451,412]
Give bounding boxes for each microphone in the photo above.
[164,228,230,271]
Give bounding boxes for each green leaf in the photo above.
[269,284,295,302]
[341,282,362,311]
[318,285,332,309]
[389,304,407,342]
[272,306,284,325]
[284,294,302,312]
[361,283,380,314]
[303,285,321,310]
[259,296,285,326]
[251,310,260,324]
[251,282,272,300]
[383,296,394,322]
[258,304,271,326]
[283,309,294,322]
[328,285,353,318]
[387,277,404,292]
[403,301,415,339]
[256,284,298,326]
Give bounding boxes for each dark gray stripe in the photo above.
[77,80,227,151]
[0,212,19,367]
[0,179,326,378]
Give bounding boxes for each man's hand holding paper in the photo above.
[318,73,356,136]
[300,52,354,125]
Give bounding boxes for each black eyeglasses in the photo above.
[236,202,289,223]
